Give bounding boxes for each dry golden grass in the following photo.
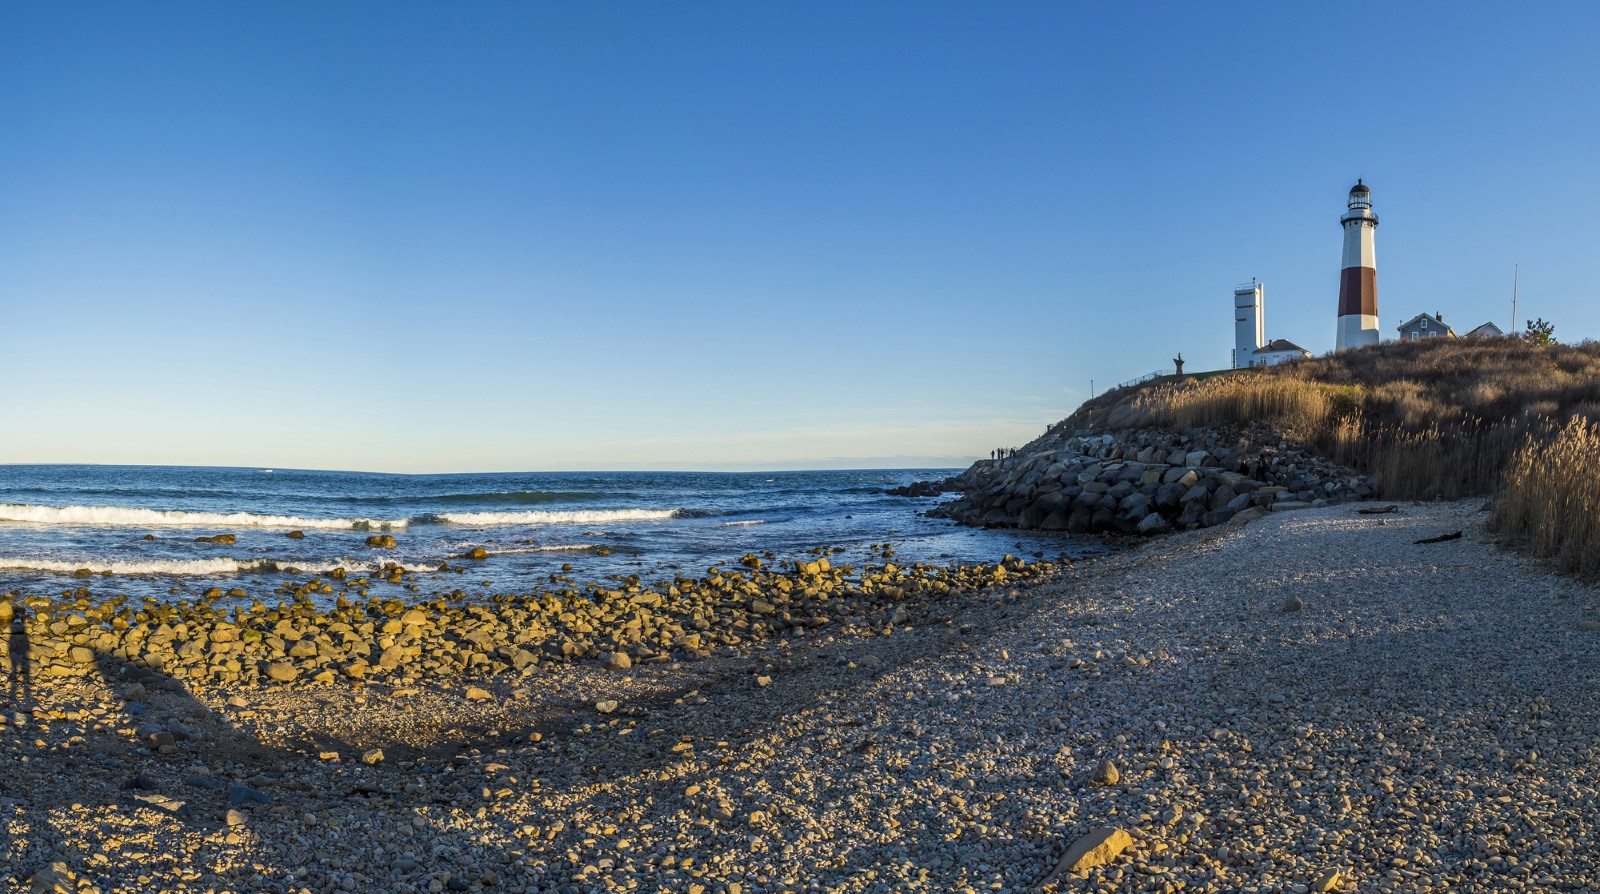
[1082,338,1600,501]
[1115,372,1349,436]
[1048,337,1600,576]
[1491,417,1600,579]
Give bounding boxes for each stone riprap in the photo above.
[932,425,1374,533]
[5,501,1599,893]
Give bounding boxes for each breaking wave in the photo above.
[436,509,681,526]
[0,556,453,577]
[0,504,406,530]
[485,544,603,555]
[432,491,612,505]
[0,557,283,576]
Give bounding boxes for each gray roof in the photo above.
[1254,339,1310,355]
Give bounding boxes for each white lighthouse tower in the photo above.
[1336,179,1380,350]
[1233,279,1264,368]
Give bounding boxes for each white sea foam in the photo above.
[437,509,679,526]
[487,544,602,555]
[0,556,262,575]
[324,557,447,574]
[0,504,406,530]
[721,520,765,527]
[0,555,453,577]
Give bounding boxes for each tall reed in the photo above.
[1490,417,1600,579]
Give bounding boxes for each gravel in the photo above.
[4,500,1600,893]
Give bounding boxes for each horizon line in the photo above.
[0,459,975,477]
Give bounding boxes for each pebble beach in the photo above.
[6,500,1600,893]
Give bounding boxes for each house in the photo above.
[1251,338,1311,367]
[1398,312,1457,340]
[1465,321,1505,338]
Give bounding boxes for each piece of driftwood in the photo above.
[1414,531,1463,544]
[1358,505,1399,515]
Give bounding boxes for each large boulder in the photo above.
[1154,482,1185,509]
[1177,500,1206,527]
[1180,483,1210,504]
[1136,512,1168,535]
[1117,493,1152,520]
[1034,490,1070,514]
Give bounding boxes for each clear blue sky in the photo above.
[3,3,1597,472]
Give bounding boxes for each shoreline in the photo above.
[5,501,1600,892]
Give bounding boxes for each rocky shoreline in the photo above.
[6,500,1599,893]
[3,551,1065,691]
[929,424,1374,534]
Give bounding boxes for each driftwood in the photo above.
[1358,505,1399,515]
[1414,531,1463,544]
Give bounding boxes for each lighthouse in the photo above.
[1336,179,1380,350]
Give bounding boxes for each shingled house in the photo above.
[1398,312,1456,340]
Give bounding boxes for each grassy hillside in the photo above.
[1060,337,1600,577]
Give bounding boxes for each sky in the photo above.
[3,3,1598,473]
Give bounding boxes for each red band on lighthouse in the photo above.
[1337,267,1377,318]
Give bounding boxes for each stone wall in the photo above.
[931,425,1374,535]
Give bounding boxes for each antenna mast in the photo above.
[1511,263,1519,335]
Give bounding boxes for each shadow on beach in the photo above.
[0,611,366,889]
[0,591,980,891]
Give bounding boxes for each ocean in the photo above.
[0,465,1097,602]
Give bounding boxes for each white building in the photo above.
[1234,279,1264,369]
[1252,338,1312,366]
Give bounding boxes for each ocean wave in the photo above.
[721,520,765,527]
[0,504,406,530]
[485,544,602,555]
[0,556,282,576]
[0,555,454,577]
[433,491,612,505]
[436,509,681,526]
